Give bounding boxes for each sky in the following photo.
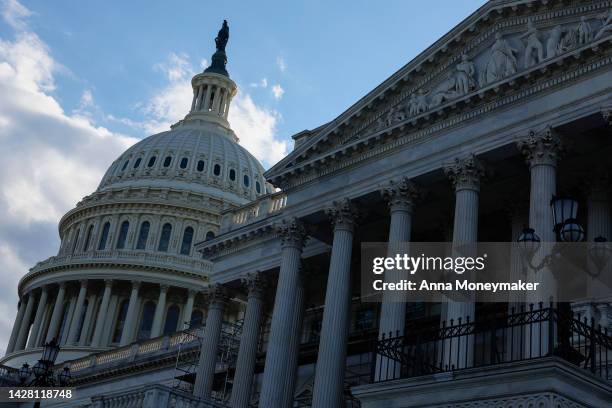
[0,0,486,355]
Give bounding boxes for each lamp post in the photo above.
[18,338,71,407]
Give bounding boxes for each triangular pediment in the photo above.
[265,0,612,189]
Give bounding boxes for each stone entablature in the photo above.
[266,0,612,189]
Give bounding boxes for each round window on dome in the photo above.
[163,156,172,167]
[133,158,142,169]
[213,164,221,176]
[256,181,261,194]
[180,157,189,169]
[147,156,156,167]
[197,160,205,172]
[243,175,250,187]
[229,169,236,181]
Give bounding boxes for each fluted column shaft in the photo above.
[312,199,358,408]
[67,280,88,345]
[282,277,305,408]
[46,283,66,342]
[91,280,113,347]
[79,294,96,346]
[259,219,307,408]
[28,287,48,349]
[6,299,27,353]
[194,285,228,399]
[150,285,168,338]
[120,281,141,346]
[15,294,35,351]
[182,290,196,330]
[231,274,266,408]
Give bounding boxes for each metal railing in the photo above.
[372,303,612,382]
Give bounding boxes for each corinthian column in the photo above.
[231,273,266,408]
[15,293,35,351]
[91,280,113,347]
[46,283,67,342]
[181,290,196,330]
[311,199,359,408]
[120,281,141,346]
[194,284,229,399]
[28,287,48,348]
[375,177,419,380]
[150,285,169,338]
[67,280,88,345]
[259,218,307,408]
[282,267,305,408]
[6,299,27,354]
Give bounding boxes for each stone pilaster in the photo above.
[67,280,88,345]
[231,272,266,408]
[91,280,113,347]
[194,284,229,399]
[120,281,141,346]
[311,199,359,407]
[150,285,169,338]
[27,287,48,349]
[46,282,67,343]
[259,218,307,408]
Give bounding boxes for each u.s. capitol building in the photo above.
[2,1,612,407]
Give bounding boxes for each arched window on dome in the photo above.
[256,181,261,194]
[163,304,180,335]
[136,221,150,250]
[83,225,94,252]
[158,223,172,252]
[190,309,204,328]
[243,174,250,187]
[147,156,156,167]
[213,164,221,176]
[229,169,236,181]
[116,221,129,249]
[71,228,80,254]
[112,299,130,343]
[180,157,189,169]
[137,301,156,340]
[205,231,215,241]
[197,160,205,172]
[133,157,142,169]
[163,156,172,167]
[180,226,194,255]
[121,160,129,171]
[98,222,110,250]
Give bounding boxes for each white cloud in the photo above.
[250,78,268,88]
[271,84,285,100]
[276,56,287,73]
[0,0,137,353]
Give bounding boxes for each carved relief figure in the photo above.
[546,26,562,59]
[482,32,518,86]
[455,54,476,94]
[407,93,419,116]
[429,73,459,108]
[577,16,593,45]
[415,89,428,114]
[594,9,612,40]
[520,20,544,68]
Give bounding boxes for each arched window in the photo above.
[98,222,110,250]
[256,181,261,194]
[243,175,250,187]
[76,299,89,343]
[180,226,194,255]
[116,221,129,249]
[190,310,204,328]
[121,160,129,171]
[197,160,205,172]
[213,164,221,176]
[136,221,150,250]
[205,231,215,241]
[163,304,180,335]
[163,156,172,167]
[133,157,142,168]
[138,301,156,340]
[71,228,80,253]
[180,157,188,169]
[112,299,130,343]
[83,225,94,252]
[147,156,156,167]
[158,223,172,252]
[229,169,236,181]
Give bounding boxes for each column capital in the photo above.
[444,154,485,192]
[326,198,360,232]
[188,289,198,297]
[381,177,420,213]
[241,272,267,299]
[159,284,170,293]
[104,279,113,288]
[205,284,229,308]
[58,281,67,290]
[517,125,564,168]
[602,108,612,127]
[79,279,88,289]
[276,218,308,249]
[131,280,142,290]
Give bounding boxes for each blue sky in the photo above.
[0,0,485,353]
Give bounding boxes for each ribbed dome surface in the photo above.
[98,121,270,204]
